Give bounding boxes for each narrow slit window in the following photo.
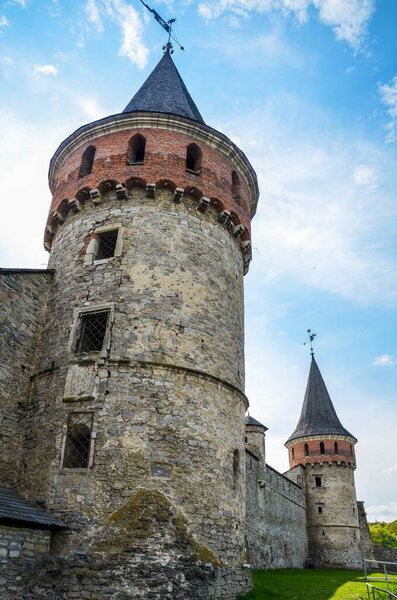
[186,143,202,173]
[304,443,309,457]
[63,413,93,469]
[76,311,109,353]
[315,476,322,487]
[318,506,323,513]
[127,134,146,165]
[96,230,118,260]
[350,444,353,456]
[79,145,96,178]
[320,442,325,455]
[233,449,240,489]
[291,447,295,460]
[334,441,339,454]
[231,171,241,202]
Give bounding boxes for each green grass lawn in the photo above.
[237,569,397,600]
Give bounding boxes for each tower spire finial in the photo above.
[139,0,184,52]
[304,329,317,358]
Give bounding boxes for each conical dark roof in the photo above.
[123,51,204,124]
[246,415,268,431]
[287,357,355,443]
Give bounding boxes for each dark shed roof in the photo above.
[123,51,204,124]
[246,415,268,431]
[287,357,356,443]
[0,487,67,529]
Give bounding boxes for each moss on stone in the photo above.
[93,489,223,566]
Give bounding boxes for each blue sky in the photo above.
[0,0,396,522]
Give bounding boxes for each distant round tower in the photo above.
[285,356,362,568]
[20,48,259,598]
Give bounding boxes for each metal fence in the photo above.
[364,559,397,600]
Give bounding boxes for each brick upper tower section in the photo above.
[46,52,259,274]
[285,357,357,469]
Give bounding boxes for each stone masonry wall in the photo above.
[0,525,51,596]
[246,454,307,569]
[0,270,53,489]
[15,184,250,598]
[304,463,362,568]
[357,501,375,561]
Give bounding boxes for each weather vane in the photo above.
[139,0,185,53]
[304,329,317,357]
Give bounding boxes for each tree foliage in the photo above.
[369,521,397,547]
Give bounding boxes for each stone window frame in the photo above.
[68,302,115,358]
[60,411,97,470]
[84,223,124,266]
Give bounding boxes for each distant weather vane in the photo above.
[139,0,185,52]
[304,329,317,357]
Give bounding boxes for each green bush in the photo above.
[368,521,397,547]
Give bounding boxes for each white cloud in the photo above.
[33,64,58,76]
[84,0,149,69]
[366,502,397,523]
[213,101,397,306]
[85,0,103,33]
[0,16,10,30]
[353,165,377,190]
[198,0,375,50]
[373,355,396,367]
[77,96,106,121]
[1,56,13,65]
[379,76,397,143]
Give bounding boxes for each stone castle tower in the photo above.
[285,356,362,568]
[2,49,258,598]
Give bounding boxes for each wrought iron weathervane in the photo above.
[304,329,317,357]
[139,0,185,53]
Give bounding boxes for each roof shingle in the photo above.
[0,487,67,529]
[122,51,205,124]
[287,357,356,443]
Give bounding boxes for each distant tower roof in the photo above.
[246,415,268,431]
[123,50,205,124]
[287,357,356,443]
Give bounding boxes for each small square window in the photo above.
[318,506,323,513]
[76,311,109,353]
[315,476,322,487]
[96,230,118,260]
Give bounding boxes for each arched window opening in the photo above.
[63,413,93,468]
[334,441,339,454]
[233,449,240,489]
[186,143,202,173]
[79,145,96,178]
[291,447,295,460]
[127,134,146,165]
[231,171,241,202]
[320,442,325,455]
[304,443,309,457]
